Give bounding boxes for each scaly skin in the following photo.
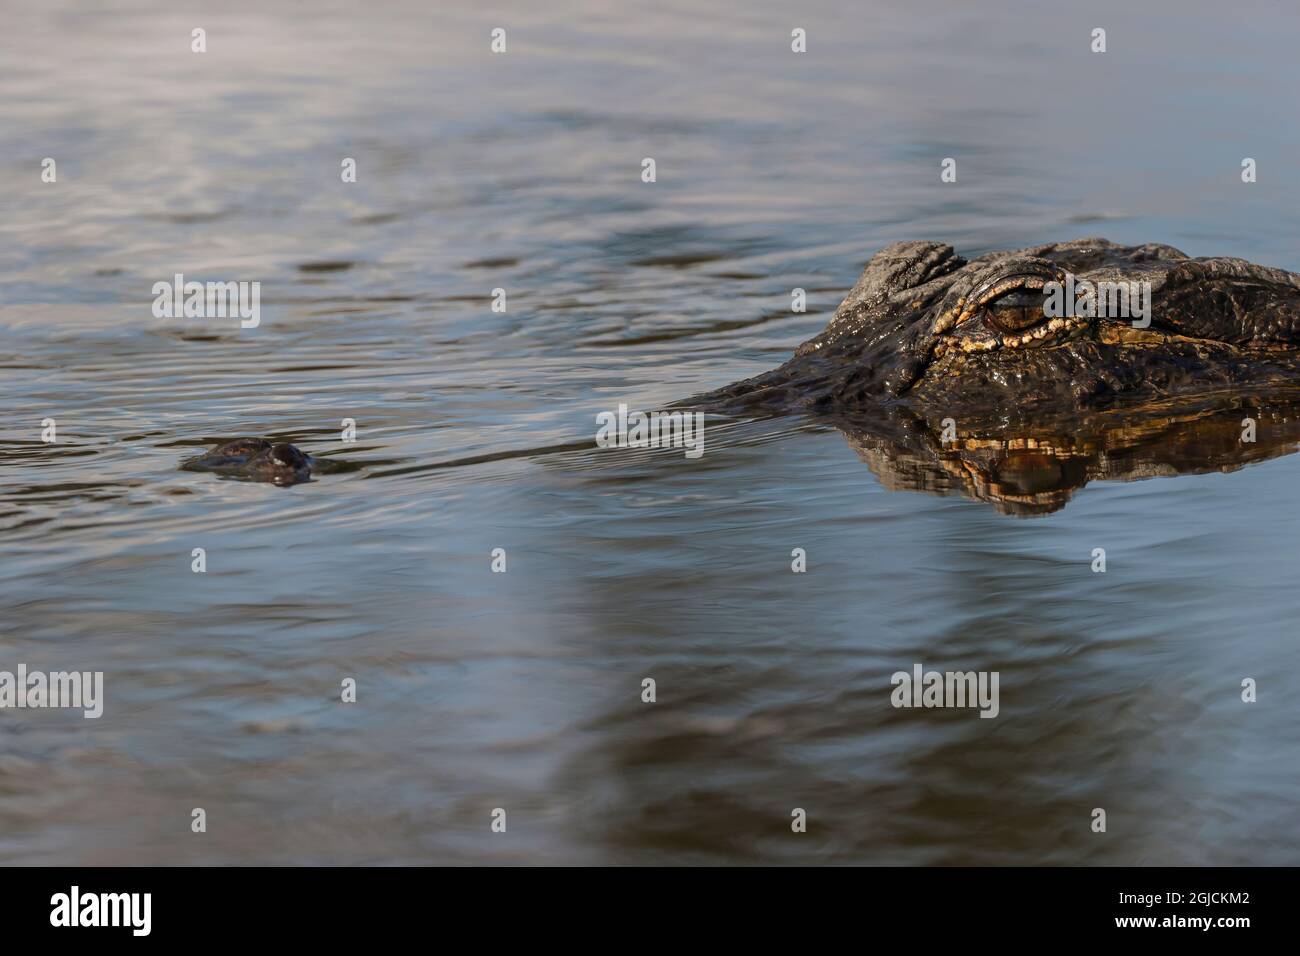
[695,238,1300,423]
[688,238,1300,513]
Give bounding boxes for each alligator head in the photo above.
[687,238,1300,513]
[699,238,1300,422]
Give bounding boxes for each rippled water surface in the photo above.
[3,0,1299,864]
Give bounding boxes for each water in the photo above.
[2,0,1298,864]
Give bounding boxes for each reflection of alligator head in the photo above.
[691,238,1300,512]
[837,399,1300,516]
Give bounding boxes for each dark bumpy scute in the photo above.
[182,438,314,486]
[694,238,1300,421]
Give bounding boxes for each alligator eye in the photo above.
[983,288,1049,333]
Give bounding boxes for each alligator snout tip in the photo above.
[183,437,314,486]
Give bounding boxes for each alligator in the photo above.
[689,237,1300,512]
[178,239,1300,504]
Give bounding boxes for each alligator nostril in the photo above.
[271,443,302,466]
